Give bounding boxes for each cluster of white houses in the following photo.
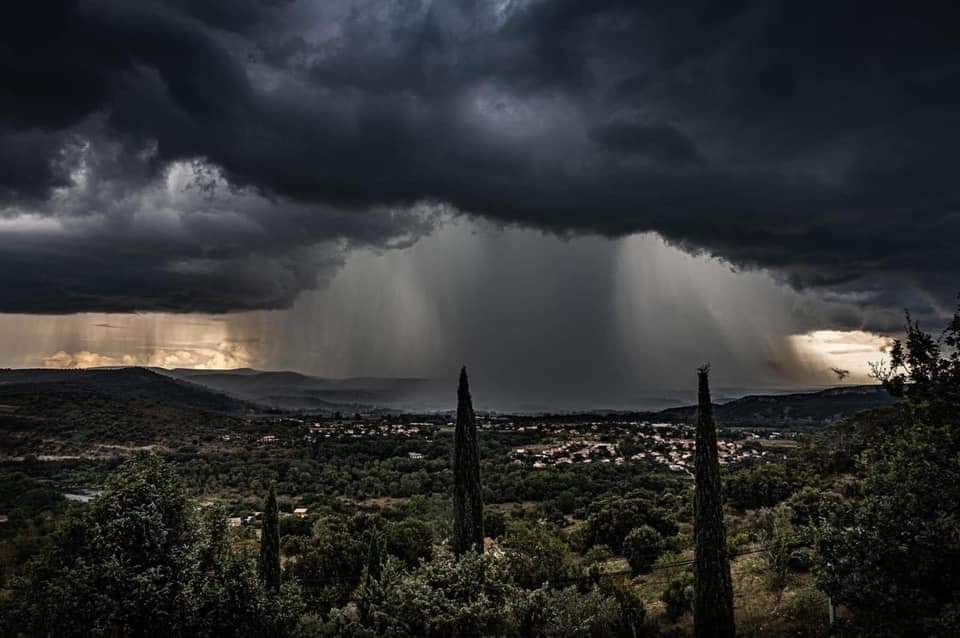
[511,440,621,468]
[226,506,311,528]
[510,427,766,477]
[306,421,426,440]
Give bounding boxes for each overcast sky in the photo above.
[1,1,958,406]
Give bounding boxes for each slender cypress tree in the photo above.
[452,366,484,555]
[693,365,735,638]
[365,530,383,583]
[357,531,384,622]
[258,484,281,593]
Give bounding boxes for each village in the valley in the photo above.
[200,413,792,528]
[496,421,780,476]
[245,414,787,480]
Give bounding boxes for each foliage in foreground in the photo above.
[333,549,652,638]
[0,454,301,637]
[0,454,660,638]
[816,306,960,636]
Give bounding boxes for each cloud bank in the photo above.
[1,1,958,327]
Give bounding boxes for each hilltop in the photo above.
[0,367,256,414]
[162,368,447,411]
[0,368,262,456]
[657,384,895,427]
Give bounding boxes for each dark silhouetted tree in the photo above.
[452,366,484,555]
[0,455,285,636]
[693,365,735,638]
[619,437,638,465]
[357,531,384,623]
[259,484,281,593]
[623,524,664,575]
[873,304,960,425]
[384,519,434,568]
[818,305,960,635]
[365,530,383,583]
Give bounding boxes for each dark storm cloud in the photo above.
[589,119,703,165]
[1,0,959,322]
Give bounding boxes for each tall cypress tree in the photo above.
[258,484,281,593]
[693,365,735,638]
[452,366,484,555]
[365,530,383,583]
[357,531,384,622]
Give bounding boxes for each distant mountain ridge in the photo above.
[160,368,447,411]
[0,367,898,425]
[165,368,896,424]
[0,367,256,414]
[656,384,896,426]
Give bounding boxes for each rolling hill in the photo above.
[0,368,266,455]
[163,367,897,425]
[0,367,256,414]
[656,384,896,427]
[0,367,898,426]
[162,368,449,411]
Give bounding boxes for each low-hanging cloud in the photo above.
[0,131,440,313]
[1,1,959,325]
[43,340,258,370]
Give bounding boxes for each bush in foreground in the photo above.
[0,454,301,637]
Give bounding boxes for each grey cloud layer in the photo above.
[2,0,958,320]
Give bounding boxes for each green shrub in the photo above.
[660,572,694,622]
[788,547,815,571]
[782,586,829,637]
[622,525,664,575]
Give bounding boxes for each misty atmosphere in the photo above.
[1,2,959,637]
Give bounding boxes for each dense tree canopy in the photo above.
[623,525,666,575]
[582,494,678,552]
[817,307,960,635]
[724,463,801,511]
[0,454,298,637]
